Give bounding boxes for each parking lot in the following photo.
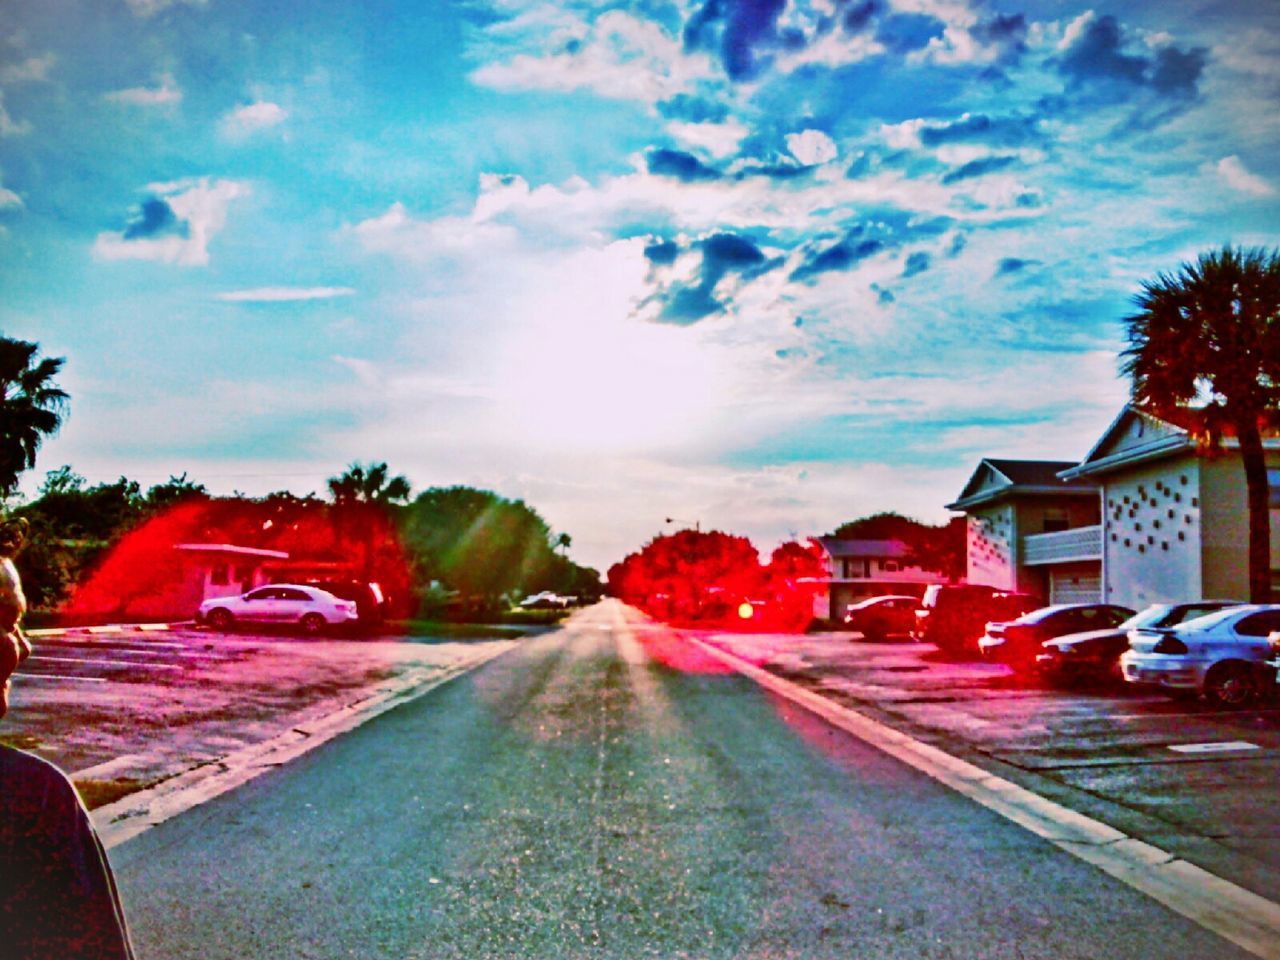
[6,624,515,805]
[707,629,1280,903]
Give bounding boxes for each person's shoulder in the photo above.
[0,743,81,810]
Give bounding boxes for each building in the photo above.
[1058,405,1280,608]
[948,406,1280,607]
[946,459,1101,603]
[815,537,937,620]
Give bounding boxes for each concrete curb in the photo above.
[28,622,186,638]
[93,642,515,850]
[690,634,1280,960]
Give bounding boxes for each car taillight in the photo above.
[1268,631,1280,655]
[1153,636,1188,655]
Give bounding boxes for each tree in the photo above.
[0,337,69,496]
[555,532,572,556]
[327,462,412,582]
[830,511,965,582]
[1122,246,1280,603]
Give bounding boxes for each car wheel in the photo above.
[1203,663,1257,707]
[207,608,234,631]
[300,613,327,636]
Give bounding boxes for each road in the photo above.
[112,602,1253,959]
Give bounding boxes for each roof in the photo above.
[175,543,290,559]
[1060,403,1280,480]
[816,538,910,559]
[946,458,1098,511]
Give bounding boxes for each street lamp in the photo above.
[664,516,701,532]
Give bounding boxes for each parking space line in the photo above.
[27,655,183,670]
[14,672,107,683]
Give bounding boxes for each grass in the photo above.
[74,777,150,810]
[388,620,538,641]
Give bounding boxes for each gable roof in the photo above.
[946,458,1097,511]
[1060,403,1280,479]
[816,537,910,559]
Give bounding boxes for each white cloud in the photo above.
[1058,10,1095,52]
[217,286,356,302]
[124,0,208,16]
[92,178,248,267]
[470,10,712,105]
[0,184,22,208]
[667,119,749,158]
[105,74,182,107]
[0,92,30,136]
[786,129,838,166]
[0,53,54,84]
[1212,155,1274,196]
[219,101,287,137]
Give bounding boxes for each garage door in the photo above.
[1050,572,1101,604]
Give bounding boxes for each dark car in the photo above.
[979,603,1135,672]
[843,594,919,641]
[302,579,387,630]
[1037,600,1244,684]
[915,584,1044,655]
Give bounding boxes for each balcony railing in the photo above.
[1021,525,1102,565]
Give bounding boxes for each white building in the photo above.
[815,537,938,620]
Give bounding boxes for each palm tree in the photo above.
[0,338,69,497]
[555,532,571,556]
[326,462,412,581]
[1121,245,1280,602]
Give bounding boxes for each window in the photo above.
[1269,469,1280,509]
[883,560,899,572]
[1042,509,1069,533]
[1235,611,1280,637]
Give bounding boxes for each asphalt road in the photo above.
[112,602,1254,959]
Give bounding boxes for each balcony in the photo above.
[1021,525,1102,566]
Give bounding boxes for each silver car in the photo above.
[1120,604,1280,706]
[198,584,359,635]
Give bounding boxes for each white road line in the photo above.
[1168,741,1260,754]
[27,655,183,670]
[688,635,1280,960]
[14,672,107,683]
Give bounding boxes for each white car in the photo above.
[198,584,359,635]
[1120,604,1280,706]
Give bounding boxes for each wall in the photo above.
[967,504,1016,589]
[1198,451,1280,598]
[1102,455,1202,607]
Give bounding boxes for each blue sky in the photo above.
[2,0,1277,571]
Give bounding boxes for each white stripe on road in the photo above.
[28,655,183,670]
[1168,741,1260,754]
[686,633,1280,960]
[14,672,107,683]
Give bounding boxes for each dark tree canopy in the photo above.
[1122,245,1280,602]
[829,511,965,582]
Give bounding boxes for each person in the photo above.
[0,519,136,959]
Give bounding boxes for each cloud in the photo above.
[220,100,287,137]
[217,287,357,303]
[941,154,1018,184]
[471,11,710,105]
[683,0,789,81]
[656,93,728,124]
[918,113,1038,148]
[786,129,837,166]
[1055,13,1206,100]
[667,119,750,158]
[0,53,54,84]
[643,239,679,265]
[995,256,1038,276]
[105,73,182,106]
[124,0,208,16]
[902,251,930,277]
[791,236,883,282]
[653,232,774,324]
[1212,155,1274,196]
[92,178,248,266]
[0,92,30,136]
[646,147,722,182]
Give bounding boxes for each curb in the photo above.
[690,634,1280,960]
[28,622,186,638]
[93,642,516,850]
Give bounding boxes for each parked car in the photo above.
[843,595,919,641]
[197,584,359,635]
[915,584,1044,655]
[519,591,573,610]
[1036,600,1244,684]
[979,603,1135,671]
[1120,604,1280,706]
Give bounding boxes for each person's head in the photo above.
[0,519,30,721]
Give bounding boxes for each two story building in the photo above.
[948,406,1280,607]
[814,537,937,620]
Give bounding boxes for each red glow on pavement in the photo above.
[61,496,412,625]
[607,531,826,634]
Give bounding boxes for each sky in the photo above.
[1,0,1277,573]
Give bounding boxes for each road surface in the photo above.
[112,601,1252,959]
